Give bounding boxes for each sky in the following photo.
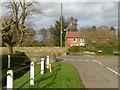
[0,0,119,31]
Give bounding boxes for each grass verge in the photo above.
[3,62,84,89]
[1,65,29,88]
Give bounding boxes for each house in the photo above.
[65,31,85,47]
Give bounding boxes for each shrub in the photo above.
[2,52,30,69]
[95,44,118,55]
[68,46,87,53]
[66,51,70,55]
[79,46,86,51]
[102,45,117,55]
[68,46,80,52]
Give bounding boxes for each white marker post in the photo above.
[7,70,13,90]
[30,62,34,85]
[46,56,50,68]
[8,55,10,68]
[41,58,44,74]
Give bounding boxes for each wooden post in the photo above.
[46,56,49,68]
[41,58,44,74]
[30,62,34,85]
[7,70,13,90]
[60,3,63,47]
[8,55,10,68]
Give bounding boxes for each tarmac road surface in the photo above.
[57,55,119,89]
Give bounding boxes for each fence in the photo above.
[1,55,52,90]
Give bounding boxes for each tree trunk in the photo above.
[4,43,13,54]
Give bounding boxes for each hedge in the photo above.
[67,45,118,55]
[1,52,30,69]
[68,46,86,52]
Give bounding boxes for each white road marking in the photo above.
[64,58,119,77]
[84,60,90,61]
[85,55,94,57]
[70,59,73,61]
[96,60,103,65]
[107,67,120,76]
[92,60,102,65]
[64,59,68,61]
[92,60,97,62]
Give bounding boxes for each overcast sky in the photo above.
[0,0,119,30]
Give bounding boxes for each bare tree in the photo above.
[65,17,78,32]
[22,27,36,46]
[1,0,42,54]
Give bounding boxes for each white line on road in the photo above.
[107,67,120,76]
[64,59,68,61]
[70,59,73,61]
[92,60,102,65]
[92,60,97,62]
[96,60,103,65]
[84,60,90,61]
[85,55,94,57]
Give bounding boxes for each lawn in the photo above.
[3,62,84,89]
[1,52,30,88]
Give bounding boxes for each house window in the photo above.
[80,38,84,42]
[72,38,77,42]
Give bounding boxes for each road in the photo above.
[57,55,119,89]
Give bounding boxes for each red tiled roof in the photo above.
[65,31,80,38]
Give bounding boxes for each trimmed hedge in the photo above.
[96,45,118,55]
[1,52,30,69]
[68,46,86,52]
[67,45,118,55]
[68,46,79,52]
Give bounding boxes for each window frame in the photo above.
[80,38,84,42]
[72,38,77,42]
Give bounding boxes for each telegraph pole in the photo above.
[60,3,63,47]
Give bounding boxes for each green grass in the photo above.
[1,52,29,69]
[4,62,84,89]
[1,65,23,76]
[1,65,30,88]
